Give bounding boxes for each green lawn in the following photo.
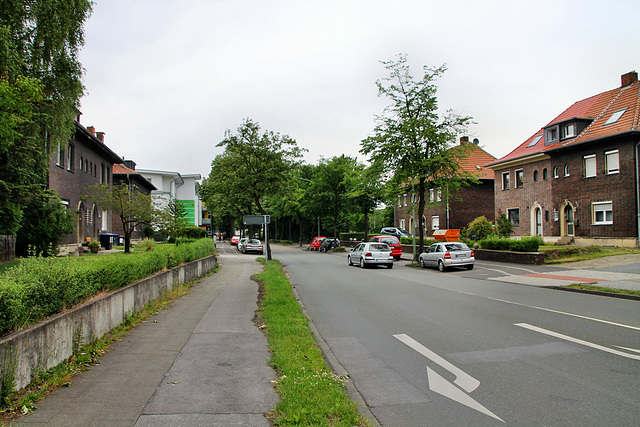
[541,245,640,264]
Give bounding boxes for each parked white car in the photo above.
[237,237,249,252]
[242,239,264,254]
[348,242,394,269]
[419,242,475,271]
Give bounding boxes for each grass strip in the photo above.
[0,269,214,425]
[255,259,371,426]
[565,283,640,297]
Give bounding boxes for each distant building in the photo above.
[486,71,640,246]
[112,160,157,240]
[136,169,203,228]
[395,137,497,236]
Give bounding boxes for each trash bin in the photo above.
[117,236,124,246]
[100,234,113,250]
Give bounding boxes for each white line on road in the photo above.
[515,323,640,361]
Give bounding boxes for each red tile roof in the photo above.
[113,164,136,174]
[458,143,497,179]
[488,75,640,168]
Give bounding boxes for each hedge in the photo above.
[479,236,542,252]
[0,238,216,335]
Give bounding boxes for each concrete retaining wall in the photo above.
[0,255,217,391]
[474,249,545,264]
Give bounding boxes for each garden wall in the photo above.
[0,255,217,391]
[474,249,545,265]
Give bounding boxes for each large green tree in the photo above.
[0,0,93,235]
[201,118,305,259]
[360,54,474,256]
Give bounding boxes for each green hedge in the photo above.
[0,238,216,335]
[479,236,542,252]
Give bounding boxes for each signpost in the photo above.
[243,215,271,262]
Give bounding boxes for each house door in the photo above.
[535,208,542,236]
[564,205,574,236]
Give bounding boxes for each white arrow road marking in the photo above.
[515,323,640,361]
[395,334,504,422]
[394,334,479,392]
[427,368,505,423]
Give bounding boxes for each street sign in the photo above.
[243,215,270,225]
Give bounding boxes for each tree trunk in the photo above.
[0,235,16,262]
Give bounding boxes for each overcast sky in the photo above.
[78,0,639,179]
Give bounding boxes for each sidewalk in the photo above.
[11,249,278,426]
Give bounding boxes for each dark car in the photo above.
[380,227,412,239]
[319,238,341,252]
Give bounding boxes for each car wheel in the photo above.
[438,260,446,272]
[466,264,474,270]
[348,255,353,266]
[386,263,393,269]
[419,258,426,268]
[360,258,366,268]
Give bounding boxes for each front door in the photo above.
[535,208,542,236]
[565,205,574,236]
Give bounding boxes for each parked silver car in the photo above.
[419,242,475,271]
[348,242,394,269]
[242,239,264,254]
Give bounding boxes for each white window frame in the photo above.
[515,169,524,188]
[508,208,520,227]
[436,188,441,202]
[584,155,596,178]
[605,150,619,175]
[564,164,570,177]
[553,167,559,178]
[432,215,440,230]
[604,108,626,125]
[400,218,406,230]
[429,188,435,202]
[502,172,510,190]
[562,124,575,139]
[592,201,613,225]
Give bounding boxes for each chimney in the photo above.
[621,71,638,87]
[87,126,95,135]
[123,159,136,171]
[460,136,469,145]
[96,131,105,142]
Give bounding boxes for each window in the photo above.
[584,155,596,177]
[553,167,559,178]
[605,150,619,174]
[546,126,558,143]
[66,144,74,171]
[56,142,63,167]
[533,170,539,182]
[429,188,435,202]
[400,219,406,230]
[403,194,407,206]
[515,170,524,188]
[502,172,510,190]
[397,196,402,208]
[527,134,543,148]
[543,168,548,180]
[436,188,441,202]
[101,163,105,183]
[508,209,520,227]
[432,216,440,230]
[604,108,627,125]
[564,164,570,177]
[592,201,613,225]
[562,124,575,139]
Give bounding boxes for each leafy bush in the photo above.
[479,236,542,252]
[0,238,216,335]
[461,216,493,241]
[495,212,513,238]
[183,226,208,239]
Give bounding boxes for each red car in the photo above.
[309,236,326,251]
[230,235,240,245]
[369,235,402,260]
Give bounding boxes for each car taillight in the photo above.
[471,250,475,257]
[365,252,372,257]
[444,252,451,259]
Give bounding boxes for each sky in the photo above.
[77,0,639,179]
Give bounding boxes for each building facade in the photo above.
[112,161,157,240]
[487,71,640,246]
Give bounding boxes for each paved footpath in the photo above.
[12,248,279,426]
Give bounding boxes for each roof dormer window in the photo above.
[562,123,575,139]
[545,126,559,145]
[604,108,627,125]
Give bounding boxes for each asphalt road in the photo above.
[273,246,640,426]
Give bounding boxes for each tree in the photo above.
[201,118,305,259]
[345,161,385,241]
[360,54,474,257]
[158,198,190,241]
[15,191,75,257]
[86,184,157,254]
[0,1,93,235]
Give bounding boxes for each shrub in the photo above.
[479,236,542,252]
[183,226,208,239]
[495,212,513,238]
[0,238,216,335]
[462,216,493,241]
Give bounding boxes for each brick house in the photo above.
[112,160,157,240]
[48,116,123,246]
[486,71,640,246]
[395,137,497,237]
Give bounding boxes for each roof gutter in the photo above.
[485,152,550,170]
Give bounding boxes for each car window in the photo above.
[427,245,436,253]
[436,245,444,252]
[445,244,468,251]
[370,244,390,252]
[381,237,398,245]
